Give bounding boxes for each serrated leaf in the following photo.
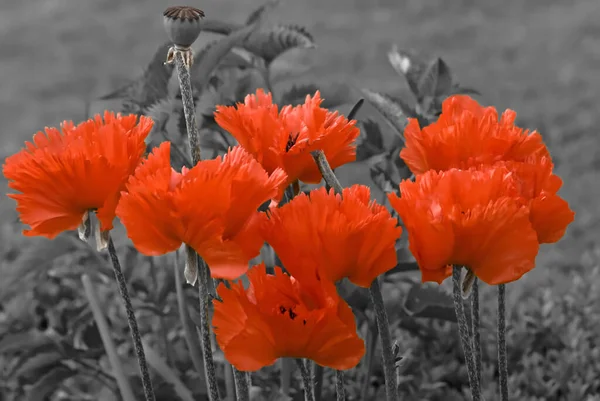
[402,283,456,322]
[27,365,76,401]
[99,42,174,114]
[243,25,315,64]
[417,57,454,103]
[449,84,482,96]
[11,351,64,382]
[199,19,240,35]
[356,119,385,162]
[245,0,282,25]
[190,23,261,96]
[0,330,51,355]
[361,89,409,139]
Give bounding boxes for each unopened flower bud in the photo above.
[163,6,205,49]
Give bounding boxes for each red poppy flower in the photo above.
[214,89,360,190]
[116,142,287,280]
[212,263,365,371]
[388,167,540,285]
[260,185,402,288]
[400,95,574,243]
[3,112,152,239]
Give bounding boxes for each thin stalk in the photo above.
[360,322,379,400]
[187,245,221,401]
[471,279,482,390]
[311,150,343,194]
[498,284,508,401]
[452,266,480,401]
[150,258,173,367]
[312,362,324,401]
[224,362,235,401]
[81,274,137,401]
[369,278,399,401]
[233,368,250,401]
[280,358,293,396]
[173,251,205,377]
[107,238,155,401]
[335,370,346,401]
[174,45,221,401]
[296,359,315,401]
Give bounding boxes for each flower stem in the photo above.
[81,274,137,401]
[173,49,202,164]
[471,279,482,390]
[312,362,324,401]
[106,237,156,401]
[369,278,399,401]
[311,150,343,194]
[173,44,221,401]
[173,251,205,378]
[452,266,480,401]
[187,245,221,401]
[498,284,509,401]
[335,370,346,401]
[296,359,315,401]
[233,367,250,401]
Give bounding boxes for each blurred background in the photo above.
[0,0,599,400]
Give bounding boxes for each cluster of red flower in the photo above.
[3,90,574,373]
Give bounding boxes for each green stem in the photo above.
[296,359,315,401]
[335,370,346,401]
[312,362,324,401]
[311,150,343,194]
[498,284,508,401]
[369,278,399,401]
[107,238,156,401]
[471,279,482,390]
[233,367,250,401]
[452,266,480,401]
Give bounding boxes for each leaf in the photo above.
[356,119,385,162]
[417,57,453,102]
[449,84,482,96]
[199,19,240,35]
[245,0,282,25]
[243,25,315,64]
[142,339,198,401]
[99,42,174,114]
[361,89,409,139]
[402,283,456,322]
[10,350,64,383]
[190,22,261,96]
[27,365,76,401]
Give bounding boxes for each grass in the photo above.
[0,0,598,282]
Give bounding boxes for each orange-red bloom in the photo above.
[400,95,574,243]
[214,89,360,191]
[3,112,152,238]
[212,263,365,371]
[388,167,540,285]
[116,142,287,280]
[260,185,402,288]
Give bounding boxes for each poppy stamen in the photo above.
[285,133,300,152]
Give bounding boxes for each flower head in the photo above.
[3,112,152,238]
[388,167,540,285]
[400,95,574,243]
[214,89,360,190]
[116,142,287,280]
[261,185,402,288]
[212,263,365,371]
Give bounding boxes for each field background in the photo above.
[0,0,598,285]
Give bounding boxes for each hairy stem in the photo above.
[107,238,155,401]
[280,358,293,395]
[311,150,343,194]
[312,363,324,401]
[335,370,346,401]
[186,245,220,401]
[471,279,482,390]
[498,284,508,401]
[81,274,137,401]
[296,359,315,401]
[173,50,202,164]
[452,266,480,401]
[173,251,205,378]
[233,367,250,401]
[369,278,399,401]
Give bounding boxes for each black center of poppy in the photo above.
[279,305,298,321]
[285,133,300,152]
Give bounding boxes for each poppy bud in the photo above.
[163,6,205,49]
